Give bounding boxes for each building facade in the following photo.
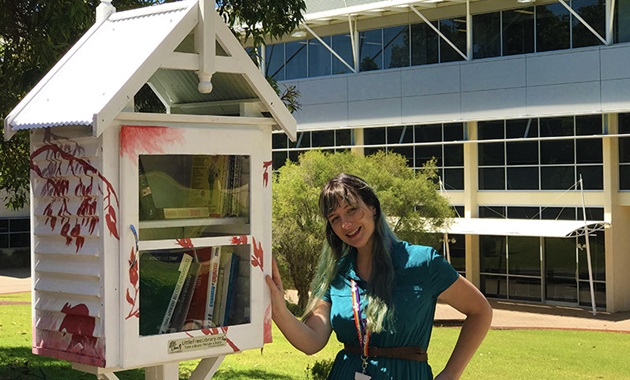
[266,0,630,313]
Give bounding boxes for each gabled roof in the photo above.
[5,0,296,140]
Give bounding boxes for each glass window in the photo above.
[621,165,630,190]
[265,44,285,81]
[508,236,540,276]
[506,141,538,165]
[576,115,602,135]
[481,275,508,299]
[579,281,606,308]
[411,21,438,66]
[619,113,630,163]
[509,277,541,301]
[577,165,603,190]
[541,166,574,189]
[615,0,630,43]
[308,36,332,78]
[359,29,383,72]
[536,3,571,52]
[387,126,413,144]
[479,167,505,190]
[312,131,335,148]
[364,127,386,146]
[415,124,442,142]
[478,120,504,140]
[0,219,8,233]
[439,18,466,63]
[540,140,573,164]
[290,132,310,149]
[506,118,537,139]
[444,123,464,141]
[507,167,539,190]
[10,219,30,231]
[285,41,307,80]
[383,25,410,69]
[480,235,507,273]
[572,0,605,49]
[540,117,574,137]
[578,232,605,281]
[479,143,504,166]
[473,12,501,59]
[576,139,602,164]
[332,34,354,75]
[542,207,576,220]
[9,233,30,248]
[502,7,535,56]
[443,145,463,166]
[272,133,287,150]
[335,130,352,147]
[272,151,288,170]
[415,145,442,167]
[507,206,540,219]
[479,206,506,218]
[443,168,464,190]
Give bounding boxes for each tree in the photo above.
[0,0,305,209]
[272,150,454,311]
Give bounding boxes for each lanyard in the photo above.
[351,279,370,361]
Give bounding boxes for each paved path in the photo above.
[3,268,629,333]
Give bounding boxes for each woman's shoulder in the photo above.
[392,240,438,269]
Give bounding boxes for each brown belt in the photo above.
[343,344,428,362]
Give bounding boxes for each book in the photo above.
[204,246,222,324]
[223,252,240,326]
[181,248,213,330]
[168,255,200,332]
[158,252,193,334]
[139,250,191,336]
[215,249,239,326]
[162,207,210,219]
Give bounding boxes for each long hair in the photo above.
[303,173,398,333]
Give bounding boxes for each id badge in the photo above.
[355,372,371,380]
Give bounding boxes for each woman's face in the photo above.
[326,199,376,255]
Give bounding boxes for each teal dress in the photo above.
[322,240,459,380]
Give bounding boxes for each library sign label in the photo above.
[168,333,227,354]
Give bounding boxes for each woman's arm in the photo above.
[435,276,493,380]
[265,258,333,355]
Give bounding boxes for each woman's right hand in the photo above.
[265,257,289,318]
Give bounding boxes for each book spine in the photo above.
[162,207,210,219]
[205,247,222,324]
[223,253,240,326]
[159,253,193,334]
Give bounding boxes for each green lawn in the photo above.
[2,292,629,379]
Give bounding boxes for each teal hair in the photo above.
[302,173,398,334]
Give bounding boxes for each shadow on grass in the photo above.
[1,347,297,380]
[0,346,144,379]
[212,368,296,380]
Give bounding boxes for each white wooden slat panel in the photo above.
[35,256,101,278]
[33,216,101,238]
[34,238,100,257]
[35,296,102,319]
[31,176,102,199]
[35,275,102,298]
[35,314,104,338]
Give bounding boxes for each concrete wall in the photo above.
[288,44,630,131]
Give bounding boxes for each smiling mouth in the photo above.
[346,227,361,238]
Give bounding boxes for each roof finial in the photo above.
[96,0,116,23]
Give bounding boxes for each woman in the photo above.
[266,173,492,379]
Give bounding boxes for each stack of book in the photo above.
[139,246,246,336]
[138,154,249,221]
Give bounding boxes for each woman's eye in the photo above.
[329,217,339,224]
[347,208,357,215]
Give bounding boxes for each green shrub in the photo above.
[305,359,334,380]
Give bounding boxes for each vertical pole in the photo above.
[145,363,179,380]
[579,175,597,315]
